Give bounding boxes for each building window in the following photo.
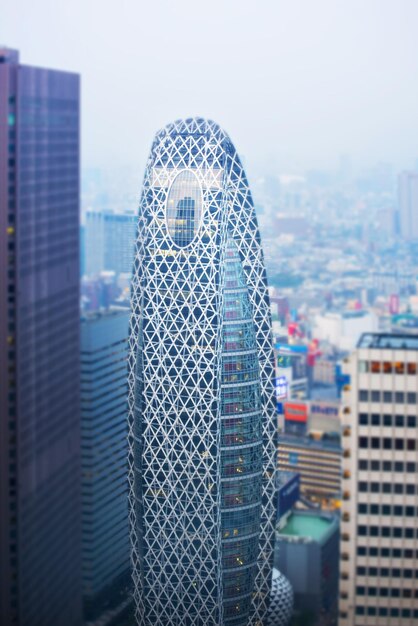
[359,390,368,401]
[359,413,368,425]
[383,391,392,403]
[371,413,380,426]
[383,414,392,426]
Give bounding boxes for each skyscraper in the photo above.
[0,48,81,625]
[128,118,277,626]
[85,210,137,276]
[81,308,132,624]
[398,170,418,240]
[339,333,418,625]
[103,211,137,275]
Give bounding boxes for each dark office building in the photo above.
[275,510,340,625]
[81,309,132,625]
[0,48,81,625]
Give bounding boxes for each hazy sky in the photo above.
[2,0,418,176]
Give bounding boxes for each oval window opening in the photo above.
[166,170,203,247]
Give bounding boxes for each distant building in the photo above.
[313,358,336,386]
[339,333,418,625]
[103,212,137,274]
[275,342,308,400]
[81,271,122,312]
[85,211,104,275]
[371,270,416,297]
[398,170,418,240]
[85,210,136,275]
[278,433,341,508]
[275,510,339,625]
[0,47,82,625]
[376,206,397,239]
[314,310,378,352]
[81,309,132,624]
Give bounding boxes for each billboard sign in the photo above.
[284,401,308,423]
[276,375,288,400]
[278,473,300,518]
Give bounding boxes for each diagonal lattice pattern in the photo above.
[128,118,278,626]
[267,569,293,626]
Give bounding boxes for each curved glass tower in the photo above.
[128,118,277,626]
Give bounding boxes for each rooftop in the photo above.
[280,511,334,543]
[358,333,418,351]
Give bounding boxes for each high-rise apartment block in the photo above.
[128,118,277,626]
[0,48,81,625]
[80,309,132,624]
[398,171,418,240]
[339,333,418,625]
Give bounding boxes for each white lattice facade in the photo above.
[128,118,277,626]
[268,569,293,626]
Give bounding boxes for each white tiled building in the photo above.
[339,333,418,626]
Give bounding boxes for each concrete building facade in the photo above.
[339,333,418,625]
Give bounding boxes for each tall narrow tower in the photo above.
[128,118,277,626]
[0,48,81,625]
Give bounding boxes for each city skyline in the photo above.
[2,4,418,624]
